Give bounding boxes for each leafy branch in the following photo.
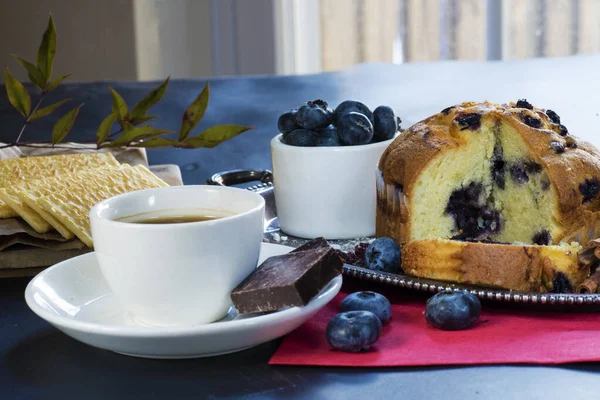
[1,15,77,149]
[96,79,252,149]
[2,13,252,150]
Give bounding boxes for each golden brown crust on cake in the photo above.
[403,239,588,292]
[377,100,600,245]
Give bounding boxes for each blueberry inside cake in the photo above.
[376,100,600,292]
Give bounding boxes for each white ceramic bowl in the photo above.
[271,134,395,239]
[90,185,265,327]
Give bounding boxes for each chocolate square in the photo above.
[231,244,342,314]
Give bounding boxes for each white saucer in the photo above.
[25,242,342,359]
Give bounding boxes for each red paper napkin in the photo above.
[269,279,600,367]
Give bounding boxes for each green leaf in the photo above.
[51,104,83,144]
[4,66,31,118]
[108,86,129,131]
[96,112,117,146]
[37,14,56,86]
[134,137,179,148]
[130,76,170,120]
[182,124,252,148]
[179,82,209,141]
[106,126,173,147]
[30,98,71,121]
[129,114,159,126]
[108,86,128,120]
[11,54,44,89]
[45,73,71,93]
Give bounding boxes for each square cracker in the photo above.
[0,187,53,234]
[13,166,125,239]
[0,153,120,218]
[37,165,169,247]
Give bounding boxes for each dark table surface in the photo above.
[2,56,600,399]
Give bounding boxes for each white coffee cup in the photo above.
[271,134,395,239]
[90,185,265,327]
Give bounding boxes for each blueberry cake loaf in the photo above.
[376,100,600,292]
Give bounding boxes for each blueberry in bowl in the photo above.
[340,291,392,323]
[277,98,401,147]
[326,310,382,352]
[373,106,398,142]
[337,112,374,145]
[316,124,341,147]
[278,109,299,135]
[333,100,374,125]
[283,129,319,147]
[295,100,333,130]
[365,237,402,273]
[425,290,481,331]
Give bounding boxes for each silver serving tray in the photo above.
[342,264,600,309]
[210,169,600,310]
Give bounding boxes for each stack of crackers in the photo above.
[0,153,169,248]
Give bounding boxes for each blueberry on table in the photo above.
[278,109,299,134]
[283,129,319,147]
[295,100,333,130]
[365,237,402,273]
[425,290,481,331]
[337,112,374,145]
[326,310,382,352]
[340,291,392,323]
[316,124,341,147]
[373,106,398,142]
[333,100,374,124]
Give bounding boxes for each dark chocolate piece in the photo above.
[291,237,329,253]
[231,245,343,314]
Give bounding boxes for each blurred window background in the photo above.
[319,0,600,68]
[1,0,598,82]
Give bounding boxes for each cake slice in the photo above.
[377,100,600,292]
